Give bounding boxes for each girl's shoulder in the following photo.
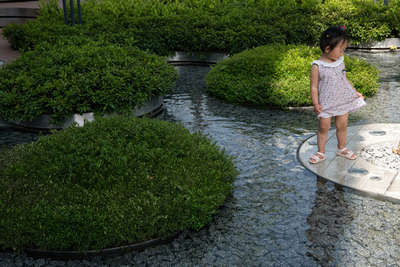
[311,56,344,68]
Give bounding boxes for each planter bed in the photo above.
[0,41,177,131]
[0,116,238,258]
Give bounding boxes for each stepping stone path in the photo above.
[298,123,400,202]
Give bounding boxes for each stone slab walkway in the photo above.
[298,123,400,202]
[0,0,63,64]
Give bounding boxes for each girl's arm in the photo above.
[310,64,322,114]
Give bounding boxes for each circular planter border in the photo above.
[0,96,164,131]
[24,233,180,260]
[348,38,400,52]
[287,106,314,111]
[167,51,229,66]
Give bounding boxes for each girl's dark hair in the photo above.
[319,26,350,52]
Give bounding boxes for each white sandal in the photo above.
[336,147,357,160]
[309,152,326,164]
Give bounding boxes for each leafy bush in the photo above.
[4,0,400,54]
[387,0,400,37]
[0,116,238,251]
[344,55,379,97]
[0,0,318,54]
[319,0,393,45]
[205,44,379,108]
[2,0,77,51]
[0,40,177,123]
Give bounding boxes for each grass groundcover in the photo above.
[0,116,238,252]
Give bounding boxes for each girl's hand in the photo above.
[355,91,364,99]
[314,104,322,114]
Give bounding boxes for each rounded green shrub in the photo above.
[205,44,379,108]
[0,39,177,123]
[0,116,238,251]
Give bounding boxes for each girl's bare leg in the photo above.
[317,117,331,153]
[335,113,348,150]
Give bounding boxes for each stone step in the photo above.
[0,7,39,27]
[0,1,40,27]
[0,0,40,9]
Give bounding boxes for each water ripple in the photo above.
[1,52,400,266]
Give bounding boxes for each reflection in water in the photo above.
[306,177,355,266]
[347,51,400,124]
[0,128,38,148]
[161,53,400,266]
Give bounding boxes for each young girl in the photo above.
[309,26,366,164]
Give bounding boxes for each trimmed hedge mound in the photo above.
[1,0,312,54]
[0,116,238,251]
[205,45,379,108]
[3,0,400,54]
[0,40,177,123]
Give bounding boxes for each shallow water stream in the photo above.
[1,51,400,266]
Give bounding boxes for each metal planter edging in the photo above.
[24,232,179,260]
[0,96,163,131]
[167,51,229,66]
[348,38,400,52]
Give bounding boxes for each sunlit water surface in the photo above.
[1,51,400,266]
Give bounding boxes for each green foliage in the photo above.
[387,0,400,37]
[319,0,393,45]
[0,0,315,54]
[0,40,177,123]
[2,2,75,51]
[2,24,28,50]
[3,0,399,53]
[344,56,379,97]
[205,44,379,107]
[0,116,238,251]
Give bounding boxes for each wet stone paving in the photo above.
[1,51,400,266]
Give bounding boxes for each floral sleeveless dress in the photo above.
[311,56,366,118]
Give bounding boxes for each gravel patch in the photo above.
[360,142,400,170]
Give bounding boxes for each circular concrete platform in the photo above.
[297,123,400,202]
